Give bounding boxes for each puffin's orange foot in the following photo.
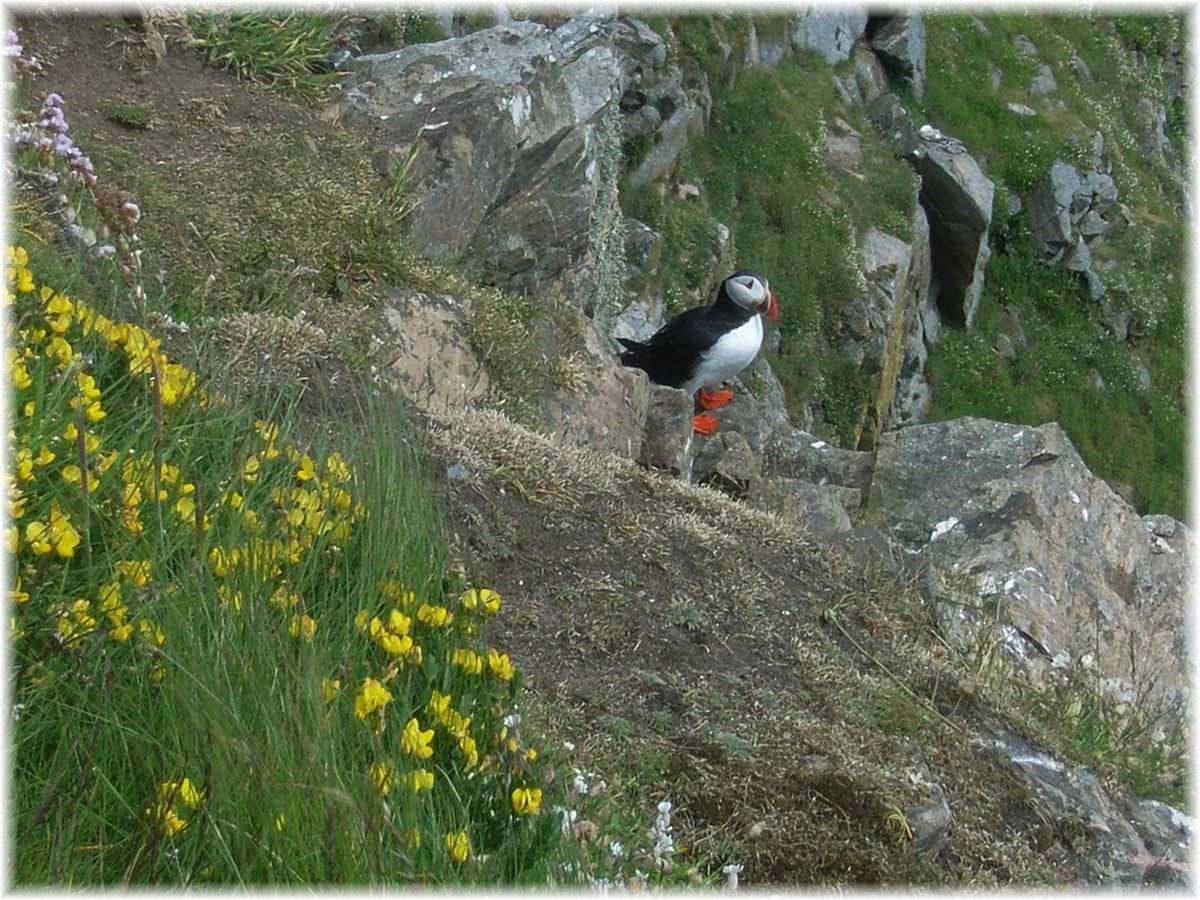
[692,414,720,435]
[697,387,734,410]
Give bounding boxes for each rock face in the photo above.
[992,730,1192,886]
[870,418,1190,720]
[867,97,993,329]
[339,14,638,308]
[911,130,994,328]
[1027,160,1120,302]
[381,289,492,414]
[869,14,926,99]
[790,6,868,65]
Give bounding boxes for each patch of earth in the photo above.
[425,405,1075,886]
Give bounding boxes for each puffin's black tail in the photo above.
[616,337,649,370]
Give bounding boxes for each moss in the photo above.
[106,102,151,129]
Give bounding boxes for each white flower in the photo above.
[609,840,623,858]
[722,862,743,890]
[562,740,575,752]
[503,712,521,728]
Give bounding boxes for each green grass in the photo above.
[106,102,151,130]
[188,12,344,104]
[917,12,1187,519]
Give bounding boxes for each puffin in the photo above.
[617,270,778,434]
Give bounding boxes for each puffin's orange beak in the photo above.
[762,290,779,321]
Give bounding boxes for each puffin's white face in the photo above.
[724,271,779,320]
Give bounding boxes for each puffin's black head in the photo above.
[721,270,779,321]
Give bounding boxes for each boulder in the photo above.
[991,730,1190,886]
[790,6,868,65]
[869,14,926,99]
[690,355,792,481]
[912,130,994,327]
[870,418,1190,720]
[747,476,854,536]
[1012,34,1039,56]
[340,15,632,307]
[1028,160,1086,262]
[867,92,919,158]
[640,384,694,479]
[1028,63,1057,96]
[696,430,761,496]
[763,428,875,494]
[903,741,952,859]
[852,45,889,102]
[627,99,703,188]
[381,288,492,414]
[538,313,650,459]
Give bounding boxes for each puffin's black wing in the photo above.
[617,304,745,389]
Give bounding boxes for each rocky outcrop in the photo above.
[870,417,1190,720]
[790,6,868,65]
[992,731,1191,886]
[868,14,926,99]
[1027,159,1119,302]
[867,98,993,329]
[339,14,645,310]
[910,128,994,328]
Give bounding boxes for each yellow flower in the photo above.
[488,648,516,682]
[353,609,370,632]
[6,526,18,554]
[25,520,51,555]
[428,690,452,719]
[321,678,341,702]
[22,401,34,417]
[324,452,351,483]
[116,560,152,586]
[459,735,479,768]
[255,419,279,443]
[377,631,412,657]
[48,504,81,558]
[295,454,316,481]
[401,716,435,759]
[387,609,411,635]
[110,623,134,642]
[179,778,204,809]
[138,618,166,647]
[62,464,82,485]
[242,455,261,483]
[417,603,453,628]
[353,677,391,720]
[405,768,435,792]
[452,648,483,676]
[511,786,542,816]
[275,814,286,832]
[369,759,396,796]
[10,578,29,605]
[147,803,188,837]
[34,444,56,466]
[462,588,502,614]
[445,830,470,864]
[289,614,317,642]
[405,828,421,849]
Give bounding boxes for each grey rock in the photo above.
[869,13,926,99]
[627,101,701,188]
[903,741,952,859]
[913,132,994,327]
[1078,210,1112,240]
[1071,51,1093,82]
[871,417,1191,718]
[853,45,889,101]
[1007,102,1036,117]
[1089,172,1119,215]
[690,356,792,475]
[746,477,853,536]
[1086,368,1105,392]
[825,132,862,171]
[341,16,628,305]
[892,372,932,426]
[994,333,1016,360]
[640,384,694,480]
[623,218,659,274]
[764,428,875,494]
[1029,63,1057,96]
[791,6,868,65]
[1000,305,1027,348]
[1028,160,1085,261]
[1134,360,1152,393]
[1135,96,1170,157]
[1064,236,1091,273]
[695,430,761,496]
[1116,794,1192,886]
[611,294,664,344]
[1084,268,1106,302]
[1099,297,1130,341]
[991,730,1176,885]
[988,64,1002,90]
[1013,34,1040,56]
[867,92,919,157]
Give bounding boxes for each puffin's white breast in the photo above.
[682,315,763,393]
